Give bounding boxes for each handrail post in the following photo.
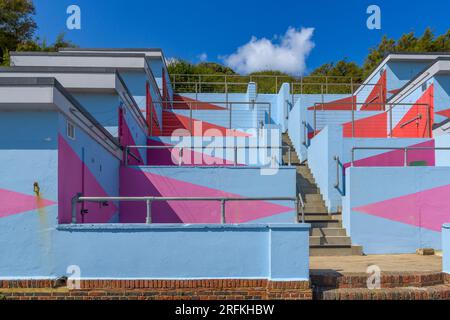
[302,121,307,146]
[404,148,408,167]
[189,102,193,135]
[229,102,232,129]
[146,199,152,224]
[221,200,226,224]
[351,82,355,137]
[389,103,393,137]
[125,146,128,167]
[334,156,340,188]
[351,148,355,167]
[71,193,81,224]
[178,147,183,166]
[288,147,292,166]
[234,146,238,167]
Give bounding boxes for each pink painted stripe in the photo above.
[0,188,55,218]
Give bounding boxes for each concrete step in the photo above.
[301,189,321,195]
[310,245,363,256]
[310,228,348,237]
[304,215,334,222]
[309,220,342,228]
[316,284,450,300]
[304,206,329,214]
[305,194,324,202]
[310,236,352,246]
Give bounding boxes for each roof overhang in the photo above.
[0,67,148,131]
[0,77,122,158]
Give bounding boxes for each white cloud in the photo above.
[222,27,315,75]
[197,52,208,62]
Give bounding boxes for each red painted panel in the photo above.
[173,94,226,110]
[392,85,434,138]
[342,112,388,138]
[360,70,386,110]
[307,96,356,111]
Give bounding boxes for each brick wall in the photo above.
[0,279,312,300]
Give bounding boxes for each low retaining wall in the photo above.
[0,279,312,300]
[308,124,434,213]
[343,167,450,254]
[119,166,297,223]
[54,224,310,281]
[0,223,309,281]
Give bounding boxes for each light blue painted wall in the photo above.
[387,61,432,95]
[444,224,450,274]
[121,102,148,163]
[0,111,58,198]
[150,134,283,166]
[435,134,450,166]
[344,167,450,254]
[308,124,433,212]
[287,94,349,162]
[434,75,450,124]
[72,92,120,136]
[0,223,309,280]
[307,126,340,212]
[120,70,163,130]
[57,114,120,200]
[129,166,297,223]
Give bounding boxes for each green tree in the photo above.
[16,33,77,52]
[0,0,37,65]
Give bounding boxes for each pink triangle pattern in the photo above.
[119,166,294,223]
[353,183,450,232]
[58,135,118,223]
[0,188,56,218]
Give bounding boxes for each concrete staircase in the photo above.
[282,133,363,256]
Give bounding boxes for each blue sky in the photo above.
[33,0,450,74]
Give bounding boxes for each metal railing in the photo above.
[170,74,359,94]
[333,156,340,188]
[302,121,309,146]
[351,147,450,167]
[71,195,302,224]
[297,193,305,224]
[124,145,293,167]
[148,100,272,136]
[312,102,431,138]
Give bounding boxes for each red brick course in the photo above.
[0,279,312,301]
[310,271,445,289]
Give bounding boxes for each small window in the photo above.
[67,121,76,140]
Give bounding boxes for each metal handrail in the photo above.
[351,146,450,167]
[125,145,293,166]
[171,76,380,95]
[148,100,272,136]
[71,195,299,224]
[297,193,305,223]
[302,121,308,146]
[333,156,340,188]
[312,101,431,138]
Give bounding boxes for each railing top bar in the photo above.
[152,100,271,105]
[170,73,353,79]
[77,196,297,202]
[127,145,291,150]
[313,102,430,106]
[292,82,382,87]
[352,147,450,151]
[172,80,381,87]
[170,81,250,85]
